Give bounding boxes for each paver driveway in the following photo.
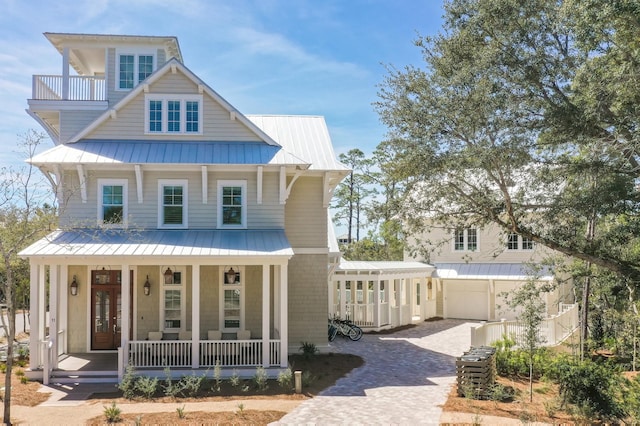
[276,319,478,425]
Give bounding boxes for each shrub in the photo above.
[229,370,241,388]
[135,376,158,399]
[118,364,138,400]
[179,372,205,397]
[277,368,293,390]
[103,402,122,423]
[253,366,268,391]
[162,367,185,398]
[299,342,318,360]
[492,337,553,379]
[211,361,222,392]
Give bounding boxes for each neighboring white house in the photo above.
[405,224,574,322]
[20,32,349,382]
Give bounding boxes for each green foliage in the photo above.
[277,368,293,390]
[624,373,640,423]
[176,405,186,419]
[118,364,138,400]
[552,359,626,421]
[103,402,122,423]
[299,342,318,360]
[492,337,554,379]
[253,367,269,391]
[211,361,222,392]
[229,370,241,388]
[301,371,315,387]
[178,372,205,397]
[134,376,158,399]
[162,367,185,398]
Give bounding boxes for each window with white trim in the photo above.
[507,233,534,251]
[117,52,155,90]
[98,179,127,226]
[217,180,247,229]
[145,95,203,134]
[158,180,188,228]
[220,267,244,331]
[160,266,184,331]
[453,228,478,251]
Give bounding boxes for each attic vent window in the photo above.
[145,95,203,135]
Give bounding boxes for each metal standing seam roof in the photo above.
[19,229,293,258]
[433,263,554,280]
[28,140,310,167]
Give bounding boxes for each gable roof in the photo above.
[70,58,280,147]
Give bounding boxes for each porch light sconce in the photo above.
[164,267,174,285]
[70,275,78,296]
[225,267,237,284]
[143,275,151,296]
[427,281,432,290]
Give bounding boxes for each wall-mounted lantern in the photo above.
[225,267,237,284]
[70,275,78,296]
[144,275,151,296]
[164,267,174,285]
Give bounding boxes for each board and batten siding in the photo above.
[284,176,327,248]
[88,71,261,142]
[59,169,284,229]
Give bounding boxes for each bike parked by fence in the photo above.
[328,317,363,342]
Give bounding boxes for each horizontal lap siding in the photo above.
[288,254,328,347]
[60,110,105,143]
[91,71,261,141]
[60,170,284,229]
[285,176,326,248]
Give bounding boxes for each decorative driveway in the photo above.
[275,319,477,425]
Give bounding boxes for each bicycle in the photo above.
[328,317,362,341]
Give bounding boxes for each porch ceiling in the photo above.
[19,229,293,260]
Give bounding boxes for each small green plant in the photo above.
[135,376,159,399]
[299,341,318,360]
[544,400,559,418]
[301,370,316,387]
[236,402,245,416]
[103,402,122,423]
[277,368,293,390]
[134,415,143,426]
[20,376,28,384]
[176,404,186,419]
[179,372,205,397]
[16,345,29,360]
[229,370,241,388]
[254,366,269,391]
[118,363,138,400]
[0,363,6,373]
[14,369,24,377]
[212,361,222,392]
[241,383,250,392]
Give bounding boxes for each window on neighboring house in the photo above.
[145,95,202,134]
[217,180,247,228]
[117,53,155,90]
[158,180,187,228]
[453,228,478,251]
[161,267,184,331]
[98,179,127,226]
[507,233,535,251]
[220,267,243,331]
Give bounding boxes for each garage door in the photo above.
[445,280,489,320]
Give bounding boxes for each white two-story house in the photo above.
[405,224,573,321]
[20,33,349,382]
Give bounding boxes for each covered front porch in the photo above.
[20,229,293,384]
[329,261,436,331]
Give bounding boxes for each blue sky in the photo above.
[0,0,445,166]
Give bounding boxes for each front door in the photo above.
[91,269,131,350]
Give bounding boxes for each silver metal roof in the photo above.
[29,140,309,167]
[433,263,553,280]
[20,229,293,259]
[247,115,349,172]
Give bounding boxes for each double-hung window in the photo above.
[220,267,244,331]
[145,95,203,135]
[158,180,188,228]
[507,232,534,251]
[453,228,478,251]
[161,267,184,331]
[98,179,127,226]
[217,180,247,229]
[117,52,155,90]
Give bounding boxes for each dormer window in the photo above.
[453,228,477,251]
[145,95,202,134]
[117,51,155,90]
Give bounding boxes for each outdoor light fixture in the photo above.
[144,275,151,296]
[225,267,237,284]
[70,275,78,296]
[164,267,174,284]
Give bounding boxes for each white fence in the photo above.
[470,303,579,348]
[32,75,106,101]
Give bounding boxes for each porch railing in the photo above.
[127,339,281,369]
[470,303,579,348]
[32,75,106,101]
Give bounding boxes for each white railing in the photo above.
[471,303,579,348]
[57,329,65,356]
[127,339,279,369]
[346,303,374,327]
[32,75,106,101]
[380,302,390,326]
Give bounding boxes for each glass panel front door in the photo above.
[91,269,126,350]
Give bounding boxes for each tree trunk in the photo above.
[3,264,14,426]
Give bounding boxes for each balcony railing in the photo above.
[32,75,106,101]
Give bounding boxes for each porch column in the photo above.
[419,277,427,320]
[339,279,347,320]
[385,280,391,326]
[273,266,280,338]
[279,264,288,368]
[59,266,68,355]
[327,278,334,318]
[49,265,59,369]
[373,278,380,328]
[262,264,270,367]
[28,263,40,369]
[192,265,200,369]
[62,47,70,100]
[120,264,131,367]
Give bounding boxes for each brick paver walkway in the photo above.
[275,319,477,425]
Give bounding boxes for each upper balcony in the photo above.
[32,75,106,101]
